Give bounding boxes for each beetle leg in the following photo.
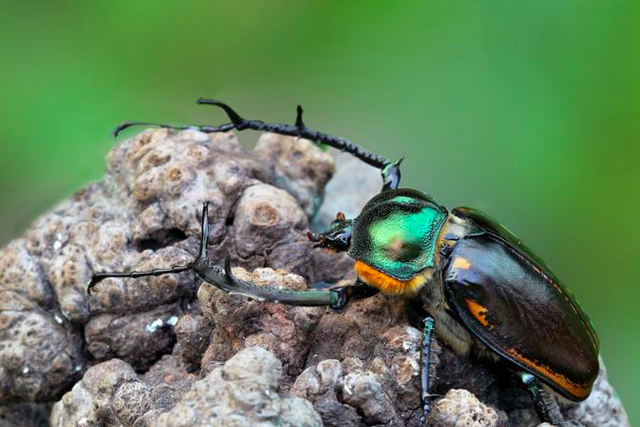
[87,265,192,295]
[194,254,379,309]
[85,204,213,295]
[114,100,402,192]
[187,202,376,307]
[329,281,380,309]
[418,316,436,426]
[520,372,567,425]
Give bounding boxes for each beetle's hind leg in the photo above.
[114,99,403,192]
[520,372,572,426]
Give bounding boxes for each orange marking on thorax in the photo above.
[465,299,492,329]
[453,257,471,270]
[354,260,426,296]
[506,348,591,400]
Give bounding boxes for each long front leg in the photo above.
[89,202,379,308]
[419,316,436,426]
[114,100,402,192]
[192,202,377,308]
[193,256,377,309]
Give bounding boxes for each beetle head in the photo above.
[307,212,352,252]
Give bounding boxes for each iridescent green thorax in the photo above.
[348,189,448,280]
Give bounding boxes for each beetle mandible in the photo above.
[88,99,599,426]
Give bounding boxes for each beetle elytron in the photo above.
[89,99,599,426]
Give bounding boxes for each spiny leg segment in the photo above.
[419,316,436,426]
[521,372,566,425]
[114,99,402,191]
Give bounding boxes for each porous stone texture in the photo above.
[50,347,321,427]
[427,389,505,427]
[154,346,322,427]
[0,128,630,426]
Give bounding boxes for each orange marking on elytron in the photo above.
[506,348,591,400]
[354,260,426,296]
[453,257,471,270]
[465,299,493,329]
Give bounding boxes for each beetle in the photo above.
[89,99,599,426]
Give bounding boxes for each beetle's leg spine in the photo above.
[419,316,436,426]
[198,202,210,259]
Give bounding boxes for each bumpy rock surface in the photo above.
[428,389,505,427]
[50,347,321,427]
[0,128,630,426]
[155,346,322,427]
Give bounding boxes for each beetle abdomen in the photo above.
[443,230,599,401]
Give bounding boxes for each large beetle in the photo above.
[89,100,599,426]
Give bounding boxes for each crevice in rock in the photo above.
[135,228,188,252]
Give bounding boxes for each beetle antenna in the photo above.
[198,202,210,259]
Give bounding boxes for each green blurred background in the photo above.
[0,1,638,422]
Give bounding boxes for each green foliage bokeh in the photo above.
[0,1,637,422]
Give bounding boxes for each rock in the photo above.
[141,354,196,412]
[173,313,213,369]
[198,267,324,379]
[342,369,397,424]
[428,389,505,427]
[85,304,182,370]
[0,129,335,404]
[154,347,322,427]
[49,358,145,427]
[0,402,50,427]
[0,127,630,426]
[313,149,380,229]
[0,288,84,403]
[255,133,334,217]
[291,360,362,427]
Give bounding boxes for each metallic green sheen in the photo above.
[348,189,448,280]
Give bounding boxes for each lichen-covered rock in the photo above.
[154,347,322,427]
